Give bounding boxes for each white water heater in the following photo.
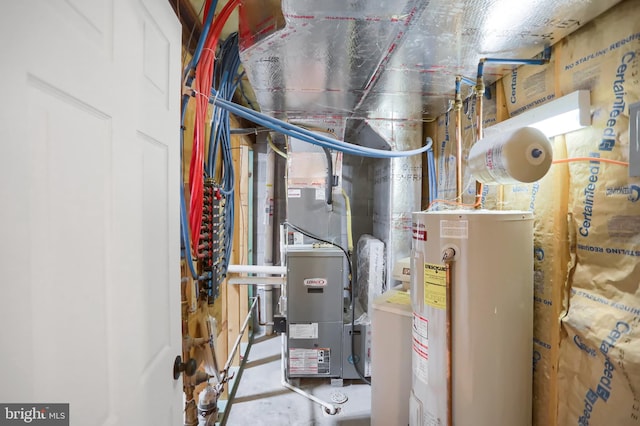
[410,210,533,426]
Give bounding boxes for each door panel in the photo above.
[0,1,182,425]
[27,75,112,423]
[140,132,173,369]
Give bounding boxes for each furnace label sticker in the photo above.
[288,348,330,375]
[440,219,469,239]
[424,263,447,310]
[412,312,429,384]
[289,323,319,339]
[287,188,302,198]
[316,348,331,374]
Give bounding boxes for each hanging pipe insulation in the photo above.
[280,334,339,415]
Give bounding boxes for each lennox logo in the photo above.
[304,278,327,287]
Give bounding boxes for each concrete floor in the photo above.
[224,332,372,426]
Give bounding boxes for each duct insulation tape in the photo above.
[468,127,553,185]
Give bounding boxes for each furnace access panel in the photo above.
[286,247,344,378]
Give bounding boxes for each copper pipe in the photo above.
[454,77,463,198]
[184,386,198,426]
[474,79,485,208]
[455,108,463,198]
[445,261,453,426]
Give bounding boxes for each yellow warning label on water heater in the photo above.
[387,290,411,305]
[424,263,447,310]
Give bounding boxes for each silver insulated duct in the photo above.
[238,0,620,119]
[238,0,622,287]
[361,120,422,290]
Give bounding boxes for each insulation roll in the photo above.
[468,127,553,185]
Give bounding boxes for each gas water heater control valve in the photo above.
[442,247,456,262]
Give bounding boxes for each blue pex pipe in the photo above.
[205,94,431,159]
[478,56,548,79]
[460,76,476,87]
[183,0,219,79]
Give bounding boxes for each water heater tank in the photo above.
[410,210,533,426]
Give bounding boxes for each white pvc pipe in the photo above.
[261,147,276,335]
[264,147,275,265]
[280,334,338,415]
[279,225,288,318]
[227,276,285,286]
[257,286,267,326]
[227,264,286,275]
[258,286,272,336]
[280,224,287,271]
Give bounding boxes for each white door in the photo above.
[0,1,183,425]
